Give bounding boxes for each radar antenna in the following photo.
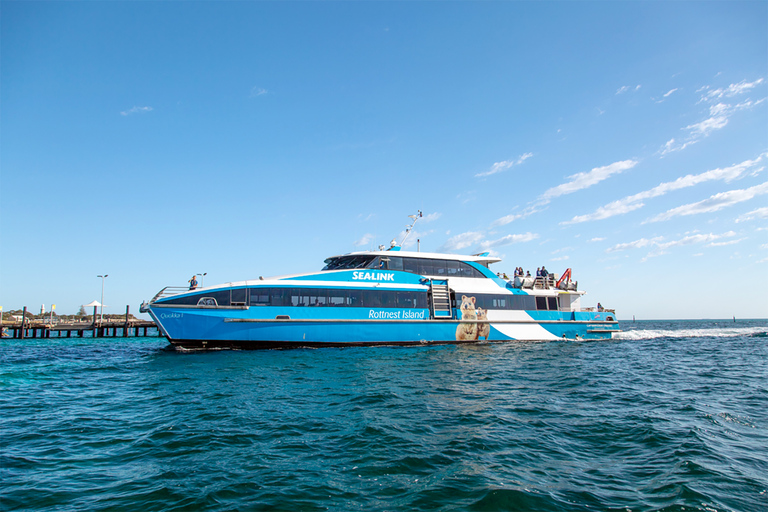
[400,210,423,247]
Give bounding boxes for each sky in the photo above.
[1,1,766,320]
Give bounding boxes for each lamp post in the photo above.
[97,274,108,325]
[197,272,207,288]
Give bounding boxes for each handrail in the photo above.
[150,286,192,303]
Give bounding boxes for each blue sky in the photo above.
[1,1,766,320]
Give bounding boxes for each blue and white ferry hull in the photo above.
[144,251,619,350]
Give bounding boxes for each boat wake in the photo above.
[615,326,768,340]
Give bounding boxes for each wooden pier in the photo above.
[2,321,160,339]
[1,305,162,340]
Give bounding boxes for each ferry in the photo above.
[141,213,619,349]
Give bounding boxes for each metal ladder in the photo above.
[430,280,453,319]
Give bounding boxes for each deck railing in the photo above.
[150,286,191,303]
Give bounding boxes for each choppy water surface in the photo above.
[2,319,767,511]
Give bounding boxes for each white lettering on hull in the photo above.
[368,310,426,320]
[352,271,395,281]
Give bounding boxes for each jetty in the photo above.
[2,306,160,340]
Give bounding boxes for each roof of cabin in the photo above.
[325,249,502,266]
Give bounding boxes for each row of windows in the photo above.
[162,287,428,309]
[322,255,487,279]
[162,287,560,311]
[452,294,558,311]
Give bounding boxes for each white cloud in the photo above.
[478,232,539,250]
[589,237,606,242]
[120,106,153,116]
[475,153,534,178]
[250,87,268,97]
[562,154,766,225]
[421,212,442,223]
[491,205,545,227]
[700,78,764,102]
[661,78,766,156]
[607,232,738,258]
[736,207,768,223]
[541,160,638,201]
[663,88,678,98]
[493,159,637,227]
[656,231,736,250]
[707,238,745,247]
[685,108,729,136]
[616,85,641,95]
[606,237,663,253]
[645,181,768,223]
[354,233,374,246]
[437,231,485,252]
[660,137,698,155]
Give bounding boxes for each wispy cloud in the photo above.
[475,152,533,178]
[354,233,374,246]
[421,212,442,223]
[607,231,737,260]
[492,159,637,227]
[540,160,638,202]
[663,88,678,98]
[562,154,766,225]
[606,237,664,253]
[736,206,768,223]
[436,229,538,253]
[478,232,539,250]
[707,238,745,247]
[661,78,766,156]
[437,231,485,252]
[645,181,768,223]
[250,87,268,97]
[120,106,153,116]
[654,88,679,103]
[616,84,641,95]
[491,206,543,227]
[699,78,764,102]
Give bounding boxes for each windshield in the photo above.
[322,255,377,271]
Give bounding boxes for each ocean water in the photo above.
[1,319,767,512]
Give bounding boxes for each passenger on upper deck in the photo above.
[188,276,198,290]
[541,266,548,277]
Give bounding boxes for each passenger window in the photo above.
[418,260,435,276]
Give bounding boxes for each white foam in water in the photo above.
[615,326,767,340]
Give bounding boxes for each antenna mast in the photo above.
[400,210,423,247]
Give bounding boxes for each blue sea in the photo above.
[2,319,767,511]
